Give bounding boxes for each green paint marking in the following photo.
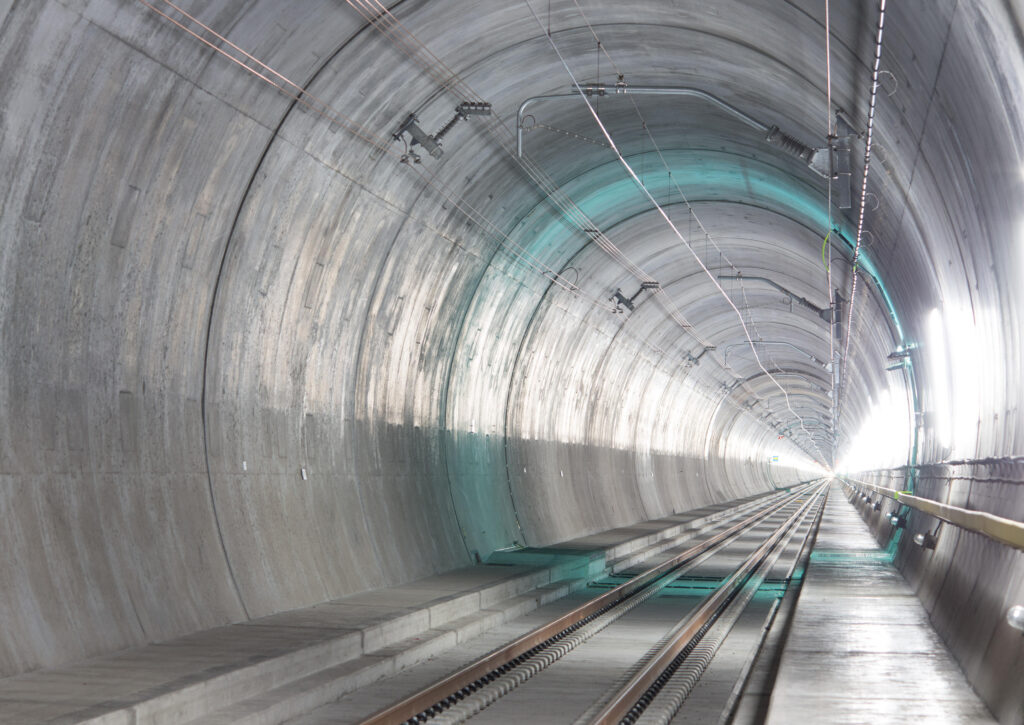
[523,149,909,346]
[809,549,893,564]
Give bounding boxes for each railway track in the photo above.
[357,480,829,725]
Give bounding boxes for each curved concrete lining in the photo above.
[0,4,1021,711]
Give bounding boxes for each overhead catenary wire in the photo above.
[567,0,832,458]
[497,0,823,458]
[146,0,821,460]
[539,0,829,463]
[837,0,888,430]
[824,0,837,468]
[521,0,829,466]
[139,0,741,385]
[346,0,719,349]
[564,0,828,441]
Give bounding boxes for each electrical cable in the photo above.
[146,0,822,459]
[522,0,829,466]
[566,0,831,457]
[824,0,837,468]
[837,0,888,431]
[137,0,620,318]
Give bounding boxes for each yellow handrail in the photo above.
[841,476,1024,552]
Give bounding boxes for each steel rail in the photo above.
[359,481,821,725]
[620,481,828,725]
[841,477,1024,552]
[589,482,829,724]
[718,481,829,725]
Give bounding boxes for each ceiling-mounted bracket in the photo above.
[393,101,492,161]
[828,113,856,209]
[611,281,660,313]
[684,346,714,368]
[393,113,442,160]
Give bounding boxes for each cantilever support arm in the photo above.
[717,275,832,320]
[516,85,827,177]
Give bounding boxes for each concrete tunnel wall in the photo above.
[0,0,1022,702]
[852,466,1024,724]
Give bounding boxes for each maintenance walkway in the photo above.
[765,481,995,724]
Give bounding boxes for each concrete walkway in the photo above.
[765,482,996,724]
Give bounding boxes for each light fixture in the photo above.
[873,500,882,511]
[913,531,938,549]
[889,515,906,528]
[1007,605,1024,632]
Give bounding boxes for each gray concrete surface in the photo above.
[765,483,997,724]
[0,498,761,725]
[1,0,1023,721]
[850,466,1024,724]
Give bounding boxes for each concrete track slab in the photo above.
[0,499,755,725]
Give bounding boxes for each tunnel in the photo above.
[1,0,1022,722]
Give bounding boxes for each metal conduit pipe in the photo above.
[739,370,831,394]
[516,85,827,176]
[716,275,832,319]
[722,340,826,368]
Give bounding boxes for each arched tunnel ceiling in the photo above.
[0,0,1022,676]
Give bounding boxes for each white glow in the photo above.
[926,304,982,456]
[945,305,982,456]
[1020,219,1024,303]
[1008,605,1024,632]
[836,386,912,472]
[926,307,952,450]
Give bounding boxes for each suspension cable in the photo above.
[824,0,837,467]
[551,0,830,463]
[522,0,829,465]
[566,0,829,452]
[147,0,823,460]
[837,0,888,430]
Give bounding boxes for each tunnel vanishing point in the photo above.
[1,1,1023,723]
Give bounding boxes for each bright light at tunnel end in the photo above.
[836,386,912,474]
